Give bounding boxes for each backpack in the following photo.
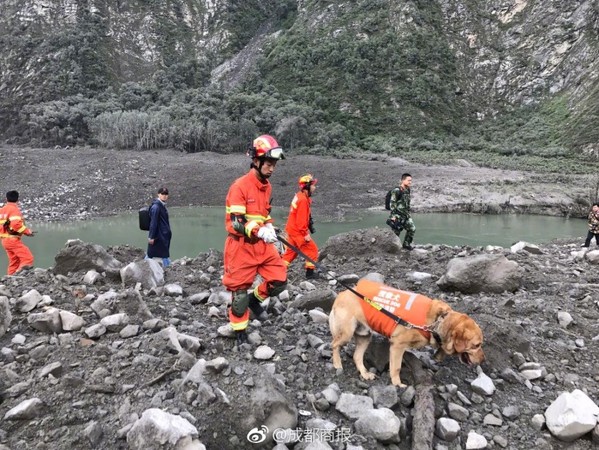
[139,206,151,231]
[385,187,399,211]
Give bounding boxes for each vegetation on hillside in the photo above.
[1,0,598,174]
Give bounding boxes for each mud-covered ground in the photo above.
[0,146,594,222]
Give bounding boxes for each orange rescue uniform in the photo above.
[223,170,287,331]
[282,190,318,269]
[0,202,34,275]
[354,279,432,339]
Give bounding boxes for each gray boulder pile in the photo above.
[0,230,598,449]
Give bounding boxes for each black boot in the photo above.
[235,330,248,346]
[306,268,320,279]
[402,243,414,251]
[248,293,268,321]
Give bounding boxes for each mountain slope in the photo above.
[1,0,598,159]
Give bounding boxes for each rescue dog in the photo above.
[329,279,484,387]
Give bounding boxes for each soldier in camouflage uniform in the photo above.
[387,173,415,250]
[583,203,599,247]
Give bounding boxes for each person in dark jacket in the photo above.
[146,187,172,267]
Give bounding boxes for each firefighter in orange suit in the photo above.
[0,190,35,275]
[282,174,320,279]
[223,134,288,345]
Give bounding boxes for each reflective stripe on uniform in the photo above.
[228,308,249,331]
[227,205,246,214]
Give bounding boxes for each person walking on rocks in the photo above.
[386,173,416,250]
[146,187,172,267]
[0,190,35,275]
[583,202,599,247]
[283,174,320,279]
[223,134,288,345]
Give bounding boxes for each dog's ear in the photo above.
[432,300,452,321]
[452,334,468,353]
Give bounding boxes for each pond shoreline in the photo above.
[0,146,594,224]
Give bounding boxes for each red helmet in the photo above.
[299,174,317,189]
[247,135,285,160]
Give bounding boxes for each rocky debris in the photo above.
[1,233,599,449]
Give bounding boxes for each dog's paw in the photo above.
[335,367,344,376]
[360,372,376,381]
[391,378,407,388]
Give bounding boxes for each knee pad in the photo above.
[231,291,250,317]
[267,280,287,298]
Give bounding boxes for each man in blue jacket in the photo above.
[146,187,172,267]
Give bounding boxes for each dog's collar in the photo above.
[422,319,443,346]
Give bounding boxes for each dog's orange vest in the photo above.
[355,279,432,338]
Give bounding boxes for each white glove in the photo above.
[257,226,278,243]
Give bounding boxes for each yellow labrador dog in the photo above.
[329,278,484,387]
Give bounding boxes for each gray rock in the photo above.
[465,431,488,449]
[335,393,374,419]
[120,259,164,289]
[557,311,573,328]
[100,313,129,332]
[0,296,11,337]
[288,289,336,312]
[84,420,103,446]
[354,407,400,443]
[4,398,44,420]
[83,269,102,285]
[545,389,599,442]
[471,371,495,396]
[320,228,402,258]
[16,289,42,312]
[126,408,202,449]
[245,369,298,443]
[502,405,520,420]
[435,417,460,441]
[38,362,63,378]
[164,283,183,296]
[437,254,521,293]
[183,359,207,385]
[448,402,470,421]
[321,384,340,405]
[54,240,122,280]
[369,384,398,409]
[27,307,62,334]
[119,324,140,338]
[308,309,329,323]
[484,413,503,426]
[254,345,276,360]
[84,323,107,339]
[90,290,119,318]
[399,385,416,407]
[59,310,86,331]
[510,241,543,254]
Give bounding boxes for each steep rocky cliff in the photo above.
[1,0,598,155]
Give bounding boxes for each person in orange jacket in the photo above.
[283,174,320,278]
[0,190,35,275]
[223,134,288,345]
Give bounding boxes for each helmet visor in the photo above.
[265,147,285,160]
